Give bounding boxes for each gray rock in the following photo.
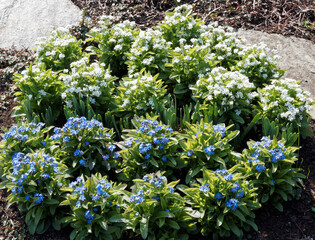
[236,29,315,118]
[0,0,82,49]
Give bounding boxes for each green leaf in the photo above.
[230,112,245,124]
[167,220,180,230]
[261,194,269,203]
[45,198,59,205]
[109,214,127,223]
[230,223,241,237]
[35,207,44,227]
[155,211,174,219]
[232,209,246,222]
[217,213,224,227]
[140,217,149,239]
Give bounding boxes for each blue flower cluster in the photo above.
[230,182,245,198]
[204,145,215,155]
[3,122,45,141]
[248,136,286,168]
[92,179,112,201]
[226,198,239,211]
[214,169,233,181]
[142,174,166,188]
[213,124,226,137]
[130,189,145,204]
[69,177,87,207]
[50,117,110,141]
[11,151,60,202]
[34,193,45,204]
[84,210,95,224]
[214,192,223,199]
[199,183,209,192]
[136,118,173,135]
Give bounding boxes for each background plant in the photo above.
[3,150,68,235]
[115,71,168,119]
[50,117,120,176]
[178,168,261,239]
[87,18,139,77]
[14,64,64,125]
[239,136,304,211]
[121,173,190,240]
[118,117,181,181]
[179,120,239,184]
[35,27,84,71]
[61,174,126,240]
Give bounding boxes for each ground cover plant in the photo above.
[0,3,314,240]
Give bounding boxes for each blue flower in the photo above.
[159,145,164,150]
[214,193,223,199]
[271,179,276,186]
[226,198,239,211]
[74,149,83,157]
[108,145,116,152]
[25,194,30,200]
[79,159,86,166]
[168,186,174,193]
[255,164,266,172]
[161,156,167,162]
[187,150,194,157]
[85,141,89,145]
[204,145,215,155]
[41,140,47,146]
[213,124,226,137]
[199,183,209,192]
[34,193,44,204]
[42,173,50,179]
[145,154,150,159]
[84,210,94,224]
[269,148,285,163]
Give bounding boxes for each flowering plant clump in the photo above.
[239,136,304,211]
[233,43,285,88]
[60,57,117,115]
[0,122,52,177]
[164,40,215,104]
[179,168,260,239]
[190,67,257,125]
[14,63,64,125]
[34,27,84,71]
[179,120,239,183]
[118,117,180,181]
[126,28,172,79]
[258,78,313,137]
[87,18,138,76]
[50,117,120,175]
[115,71,168,118]
[122,173,190,240]
[61,174,126,240]
[157,4,203,48]
[3,150,68,234]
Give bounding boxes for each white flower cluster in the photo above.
[35,27,77,60]
[117,72,167,113]
[191,67,257,113]
[127,29,172,75]
[259,78,312,122]
[60,58,115,108]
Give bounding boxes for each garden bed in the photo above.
[0,1,314,240]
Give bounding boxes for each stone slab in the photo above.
[236,29,315,118]
[0,0,82,49]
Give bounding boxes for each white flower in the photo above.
[59,53,65,59]
[114,44,123,51]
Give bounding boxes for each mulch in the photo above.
[0,0,314,239]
